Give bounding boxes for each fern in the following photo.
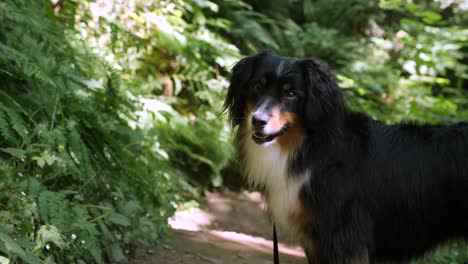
[38,191,70,231]
[81,223,103,264]
[0,44,57,87]
[0,104,28,144]
[0,0,181,262]
[0,108,17,145]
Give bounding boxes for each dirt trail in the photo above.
[128,191,306,264]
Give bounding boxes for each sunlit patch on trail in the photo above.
[167,191,306,260]
[209,230,305,257]
[168,210,213,232]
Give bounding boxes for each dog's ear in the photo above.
[301,59,345,130]
[224,56,256,127]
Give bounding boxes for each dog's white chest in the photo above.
[242,139,306,240]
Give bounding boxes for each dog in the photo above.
[224,52,468,263]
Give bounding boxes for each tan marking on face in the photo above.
[278,111,295,128]
[276,112,304,152]
[268,107,284,132]
[281,83,291,92]
[245,103,254,116]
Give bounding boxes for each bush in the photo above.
[0,1,178,262]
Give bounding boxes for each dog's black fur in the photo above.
[224,52,468,263]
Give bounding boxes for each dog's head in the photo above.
[224,52,345,147]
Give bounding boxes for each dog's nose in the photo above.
[252,113,268,130]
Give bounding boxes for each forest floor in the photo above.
[127,191,307,264]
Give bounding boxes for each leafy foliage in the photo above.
[0,0,179,262]
[152,108,233,187]
[62,0,239,188]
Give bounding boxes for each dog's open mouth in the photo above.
[252,126,290,144]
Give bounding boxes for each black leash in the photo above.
[273,224,279,264]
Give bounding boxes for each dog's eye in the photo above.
[281,83,296,99]
[284,90,297,99]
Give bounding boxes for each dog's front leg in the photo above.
[313,229,371,264]
[315,242,370,264]
[301,239,369,264]
[313,206,373,264]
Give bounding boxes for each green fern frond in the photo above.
[0,44,57,87]
[66,123,92,175]
[38,191,70,230]
[0,107,18,145]
[0,103,28,143]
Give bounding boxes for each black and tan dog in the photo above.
[224,52,468,263]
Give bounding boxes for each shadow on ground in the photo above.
[127,191,306,264]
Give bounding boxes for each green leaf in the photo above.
[110,243,125,262]
[173,76,182,95]
[0,233,22,255]
[0,256,10,264]
[0,148,26,158]
[107,213,130,227]
[85,238,102,264]
[34,225,67,251]
[0,109,17,144]
[32,157,45,168]
[0,232,41,264]
[418,11,443,24]
[44,154,59,166]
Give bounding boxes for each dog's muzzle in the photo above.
[250,111,290,145]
